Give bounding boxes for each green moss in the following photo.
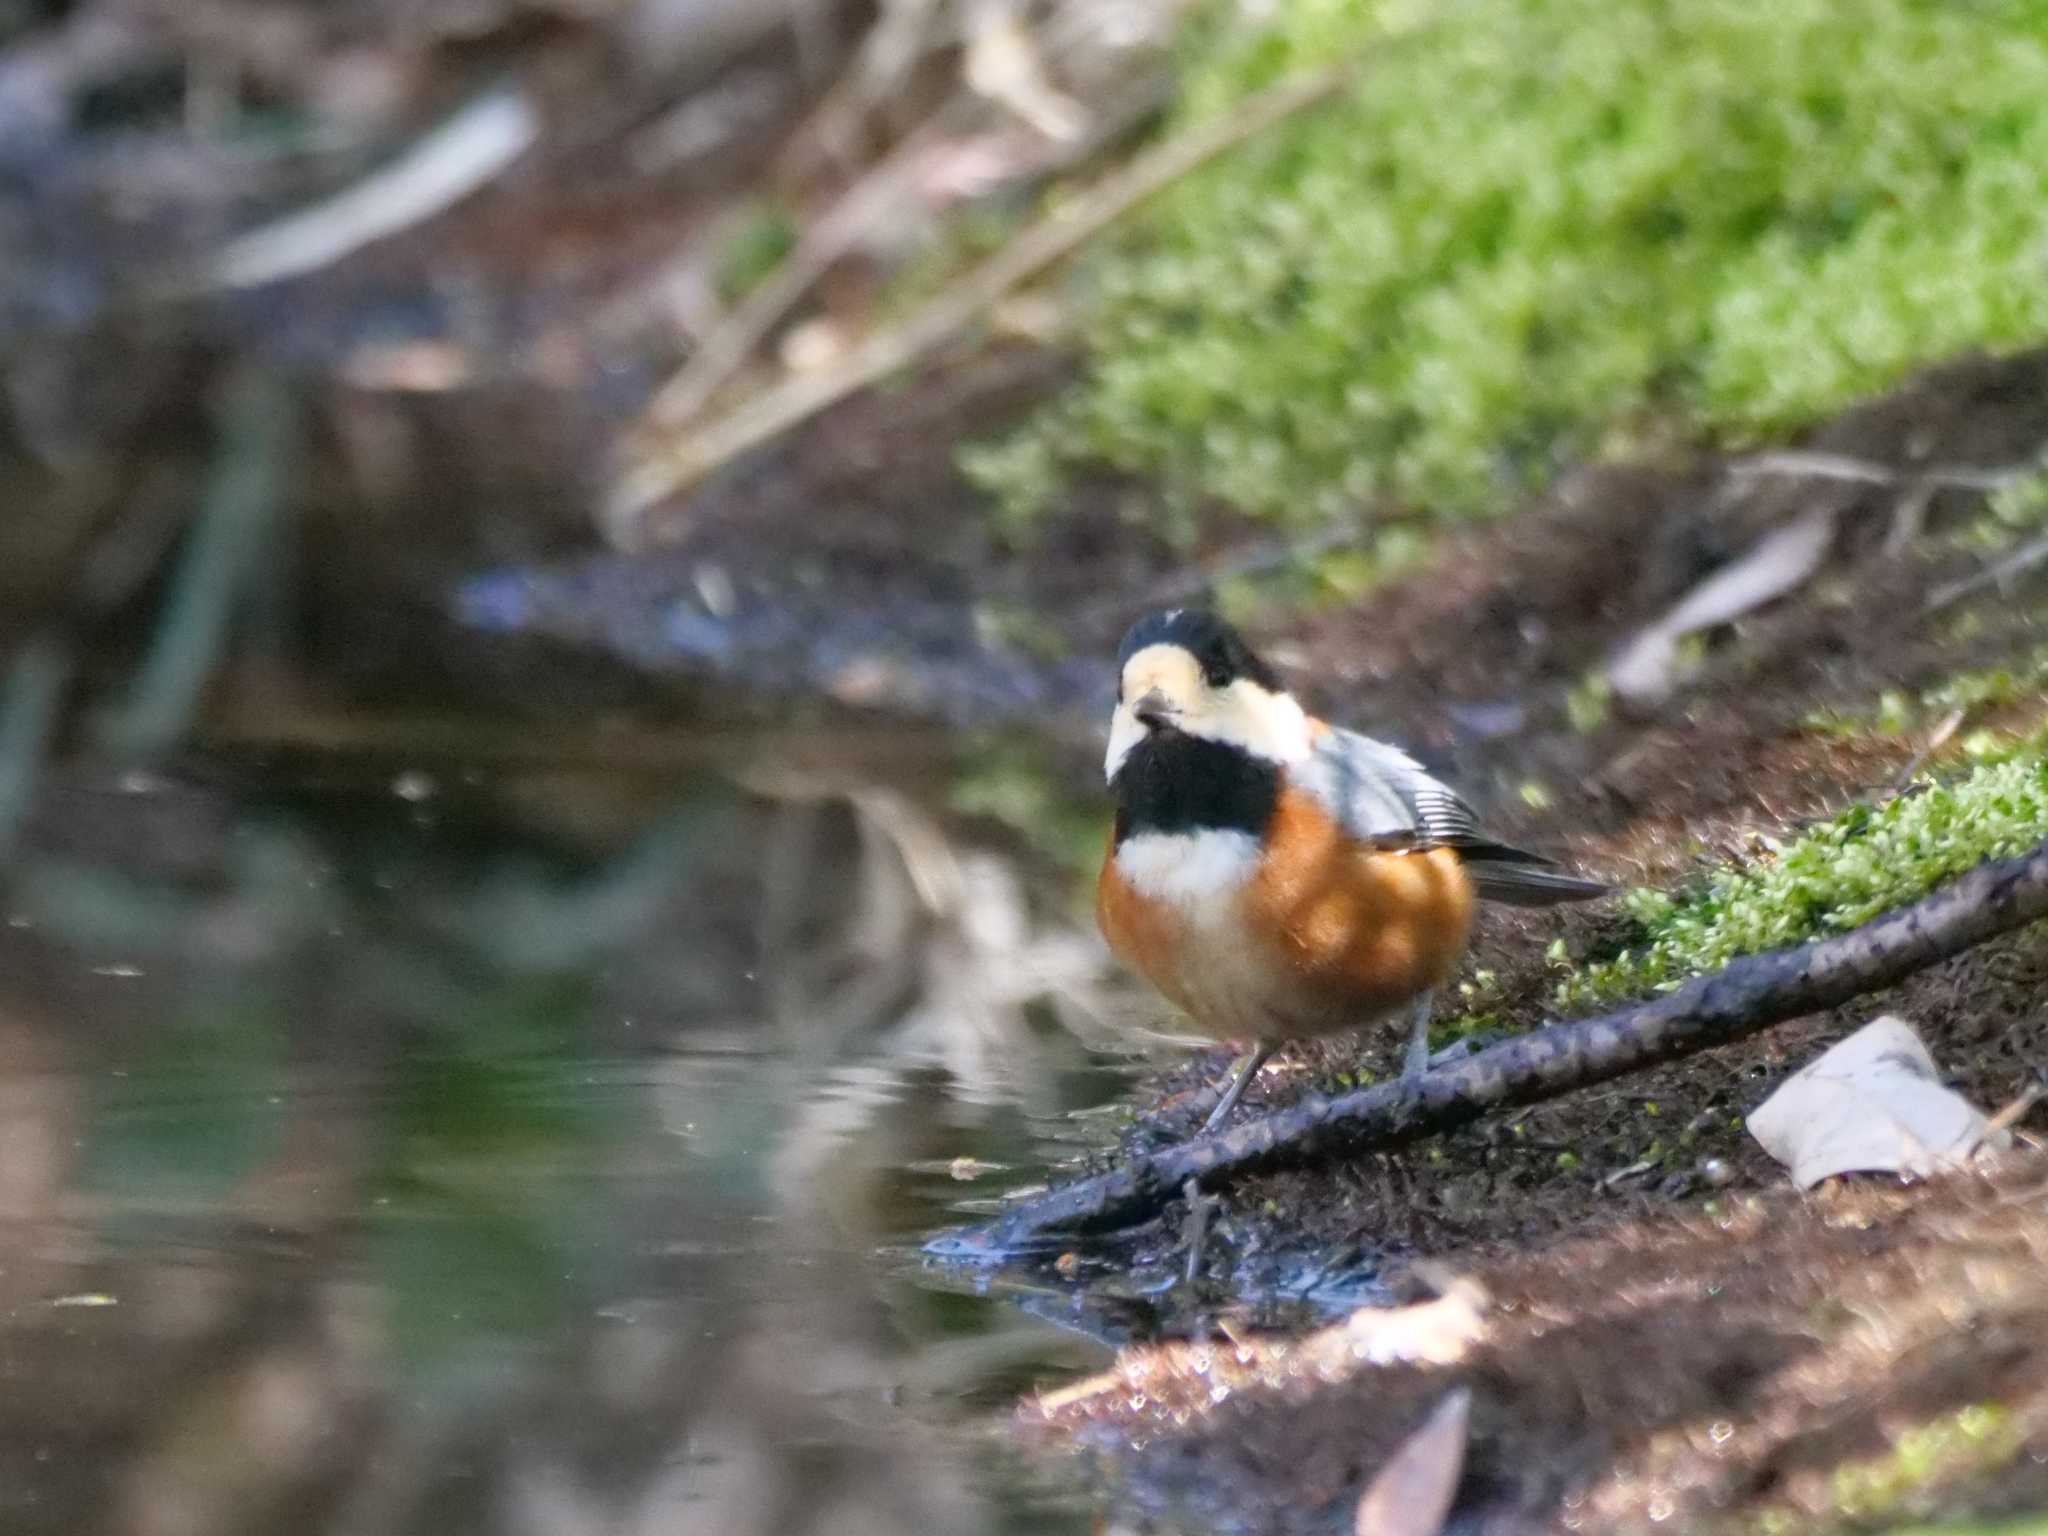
[971,0,2048,542]
[1805,644,2048,739]
[1922,647,2048,720]
[714,201,797,304]
[1566,673,1613,735]
[1830,1404,2022,1525]
[1742,1405,2027,1536]
[1560,747,2048,1008]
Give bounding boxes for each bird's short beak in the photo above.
[1104,688,1177,781]
[1132,688,1177,730]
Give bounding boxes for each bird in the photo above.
[1095,608,1605,1136]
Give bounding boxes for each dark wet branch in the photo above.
[944,835,2048,1253]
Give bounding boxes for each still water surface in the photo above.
[0,749,1166,1535]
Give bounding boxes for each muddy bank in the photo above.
[1029,1152,2048,1534]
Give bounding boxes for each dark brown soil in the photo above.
[1030,1151,2048,1534]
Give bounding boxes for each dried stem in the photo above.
[640,103,971,434]
[604,53,1364,545]
[1725,447,2048,492]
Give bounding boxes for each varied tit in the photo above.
[1096,608,1605,1135]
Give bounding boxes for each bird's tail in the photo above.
[1459,841,1610,907]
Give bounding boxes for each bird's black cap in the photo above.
[1115,609,1283,693]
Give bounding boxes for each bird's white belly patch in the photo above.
[1114,828,1400,1040]
[1115,829,1261,907]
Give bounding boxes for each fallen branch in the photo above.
[936,835,2048,1252]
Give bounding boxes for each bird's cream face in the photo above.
[1103,641,1312,782]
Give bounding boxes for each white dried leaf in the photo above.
[1607,508,1835,703]
[210,87,539,290]
[1747,1016,2003,1190]
[1356,1387,1470,1536]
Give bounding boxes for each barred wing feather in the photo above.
[1302,728,1607,907]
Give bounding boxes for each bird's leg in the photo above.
[1402,989,1436,1079]
[1200,1041,1278,1135]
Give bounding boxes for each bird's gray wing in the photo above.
[1299,727,1608,906]
[1299,727,1485,850]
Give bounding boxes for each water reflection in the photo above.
[0,751,1141,1536]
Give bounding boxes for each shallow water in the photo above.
[0,749,1176,1536]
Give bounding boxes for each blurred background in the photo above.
[4,0,2048,1531]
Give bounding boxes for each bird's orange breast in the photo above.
[1246,785,1474,1010]
[1096,784,1475,1040]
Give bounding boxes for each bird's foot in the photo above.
[1196,1041,1280,1136]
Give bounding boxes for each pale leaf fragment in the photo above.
[1607,508,1835,704]
[964,15,1087,142]
[1747,1015,2004,1190]
[1356,1387,1471,1536]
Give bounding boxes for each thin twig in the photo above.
[1726,447,2048,493]
[1883,479,1940,555]
[1926,531,2048,614]
[1979,1080,2044,1144]
[927,835,2048,1252]
[1890,708,1967,795]
[645,67,1172,434]
[642,103,972,433]
[1722,445,2048,610]
[603,53,1366,546]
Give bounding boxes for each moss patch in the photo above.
[1560,748,2048,1008]
[1815,1405,2023,1530]
[1805,643,2048,741]
[970,0,2048,543]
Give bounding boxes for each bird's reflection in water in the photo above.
[0,746,1143,1536]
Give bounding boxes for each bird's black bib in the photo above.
[1111,733,1279,844]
